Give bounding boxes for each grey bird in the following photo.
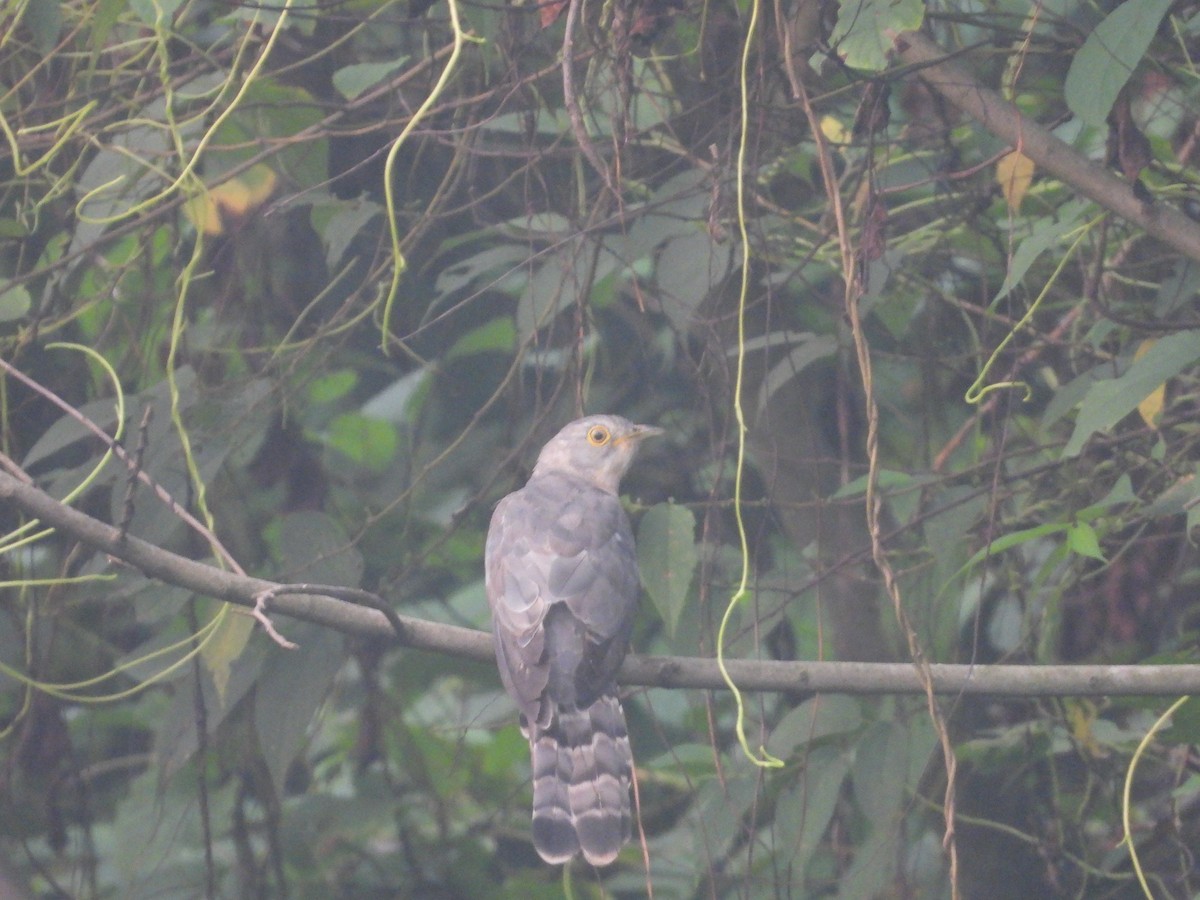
[485,415,662,866]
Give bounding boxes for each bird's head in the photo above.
[531,415,663,494]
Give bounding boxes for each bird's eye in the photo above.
[586,425,611,446]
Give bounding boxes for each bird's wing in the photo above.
[486,489,549,721]
[486,474,640,717]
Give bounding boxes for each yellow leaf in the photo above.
[209,179,253,221]
[183,165,278,236]
[1065,699,1106,759]
[184,189,223,236]
[211,164,277,219]
[202,611,255,703]
[1134,339,1166,426]
[996,151,1034,212]
[820,115,850,144]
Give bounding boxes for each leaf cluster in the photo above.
[3,0,1200,896]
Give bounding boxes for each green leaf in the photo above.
[276,510,364,585]
[480,726,529,780]
[498,212,574,238]
[90,0,126,50]
[831,468,919,499]
[831,0,925,71]
[773,745,853,876]
[852,721,912,825]
[516,244,620,340]
[637,502,698,639]
[656,228,734,330]
[1063,329,1200,456]
[1155,260,1200,318]
[1098,473,1137,508]
[360,368,430,424]
[767,695,863,759]
[69,78,224,259]
[308,369,358,404]
[153,639,265,780]
[255,621,346,794]
[0,283,31,322]
[1067,521,1105,561]
[954,521,1070,582]
[756,335,837,411]
[21,0,61,54]
[1162,700,1200,745]
[332,58,410,100]
[311,195,382,268]
[446,316,515,360]
[695,770,761,857]
[23,370,195,471]
[202,613,255,702]
[210,81,327,187]
[110,767,237,884]
[325,412,399,472]
[993,200,1088,304]
[243,512,358,793]
[435,244,528,297]
[482,109,572,136]
[130,0,182,24]
[835,819,899,899]
[1143,467,1200,520]
[1064,0,1173,128]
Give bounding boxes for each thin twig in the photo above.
[0,355,243,574]
[253,583,407,649]
[890,29,1200,262]
[117,405,154,541]
[795,74,961,894]
[251,591,301,650]
[562,0,618,196]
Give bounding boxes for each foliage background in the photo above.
[4,0,1200,896]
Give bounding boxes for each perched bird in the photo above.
[485,415,662,866]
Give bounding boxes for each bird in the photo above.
[485,414,662,866]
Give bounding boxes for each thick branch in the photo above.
[891,30,1200,263]
[5,468,1200,696]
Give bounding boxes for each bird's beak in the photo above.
[626,424,664,443]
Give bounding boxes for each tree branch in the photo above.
[5,468,1200,697]
[891,29,1200,263]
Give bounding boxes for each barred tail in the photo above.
[529,692,632,867]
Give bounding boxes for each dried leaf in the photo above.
[539,0,567,27]
[861,196,887,263]
[852,80,891,140]
[184,164,278,236]
[1134,339,1165,426]
[1108,95,1152,183]
[996,151,1034,212]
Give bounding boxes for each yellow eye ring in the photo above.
[586,425,611,446]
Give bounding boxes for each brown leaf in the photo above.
[540,0,567,28]
[861,196,887,263]
[852,80,891,141]
[1106,95,1152,183]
